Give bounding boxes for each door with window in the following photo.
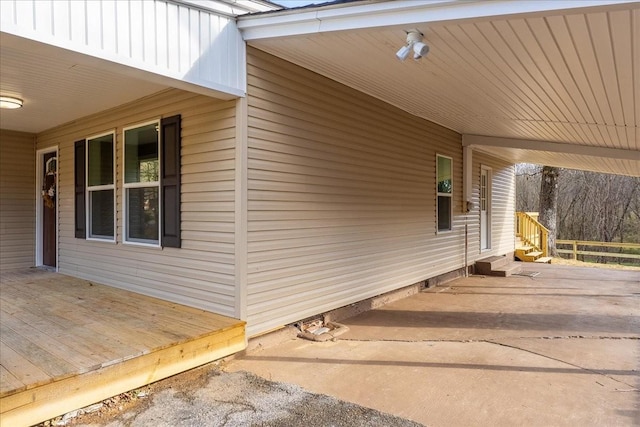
[42,152,57,267]
[480,166,491,251]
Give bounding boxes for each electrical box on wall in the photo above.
[465,201,474,212]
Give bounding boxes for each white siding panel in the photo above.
[0,0,245,96]
[0,130,36,270]
[246,48,469,336]
[35,89,237,317]
[468,152,516,261]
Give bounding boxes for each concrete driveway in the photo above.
[227,264,640,426]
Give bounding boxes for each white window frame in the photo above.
[86,131,116,242]
[123,120,161,247]
[436,154,453,233]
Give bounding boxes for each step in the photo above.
[515,247,534,259]
[516,245,534,251]
[521,251,543,262]
[515,247,540,261]
[534,256,553,264]
[490,263,522,277]
[475,256,510,275]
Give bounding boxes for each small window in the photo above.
[437,154,453,232]
[124,122,160,245]
[86,133,115,240]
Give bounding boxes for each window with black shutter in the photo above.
[75,115,181,248]
[123,115,181,248]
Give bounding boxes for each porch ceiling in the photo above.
[0,33,167,134]
[240,0,640,176]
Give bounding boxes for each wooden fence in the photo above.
[556,240,640,264]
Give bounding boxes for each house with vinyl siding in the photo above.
[1,0,638,339]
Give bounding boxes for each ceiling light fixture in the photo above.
[396,30,430,61]
[0,96,23,109]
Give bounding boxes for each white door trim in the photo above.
[35,146,59,270]
[480,165,492,252]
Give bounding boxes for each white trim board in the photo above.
[462,134,640,161]
[238,0,638,39]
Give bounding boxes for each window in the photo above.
[437,154,453,232]
[124,122,160,245]
[86,132,115,240]
[74,115,181,247]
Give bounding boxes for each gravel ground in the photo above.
[52,367,423,427]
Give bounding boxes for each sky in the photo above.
[272,0,332,8]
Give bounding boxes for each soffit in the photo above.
[0,34,167,134]
[242,1,640,175]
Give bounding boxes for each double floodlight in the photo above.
[396,30,429,61]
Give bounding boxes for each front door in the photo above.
[42,152,57,267]
[480,166,491,251]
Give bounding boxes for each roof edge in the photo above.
[238,0,639,39]
[172,0,282,17]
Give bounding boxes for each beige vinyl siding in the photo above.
[246,48,466,336]
[468,152,516,260]
[0,130,36,270]
[35,89,237,316]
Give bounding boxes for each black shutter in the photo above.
[74,139,86,238]
[161,115,181,248]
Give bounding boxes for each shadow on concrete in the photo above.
[447,285,586,290]
[344,310,638,334]
[239,355,640,377]
[441,291,636,298]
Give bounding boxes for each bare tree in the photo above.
[517,164,640,264]
[538,166,561,256]
[557,172,640,244]
[515,164,541,212]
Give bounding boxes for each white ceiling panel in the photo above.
[0,34,167,134]
[242,1,640,175]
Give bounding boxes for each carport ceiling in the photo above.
[239,0,640,176]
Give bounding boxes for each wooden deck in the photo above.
[0,269,246,427]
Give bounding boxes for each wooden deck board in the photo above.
[0,322,77,379]
[3,271,232,332]
[1,304,128,366]
[0,307,113,372]
[0,366,23,394]
[0,269,246,427]
[3,290,162,356]
[0,342,52,388]
[1,287,194,352]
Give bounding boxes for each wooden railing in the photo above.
[556,240,640,264]
[515,212,549,257]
